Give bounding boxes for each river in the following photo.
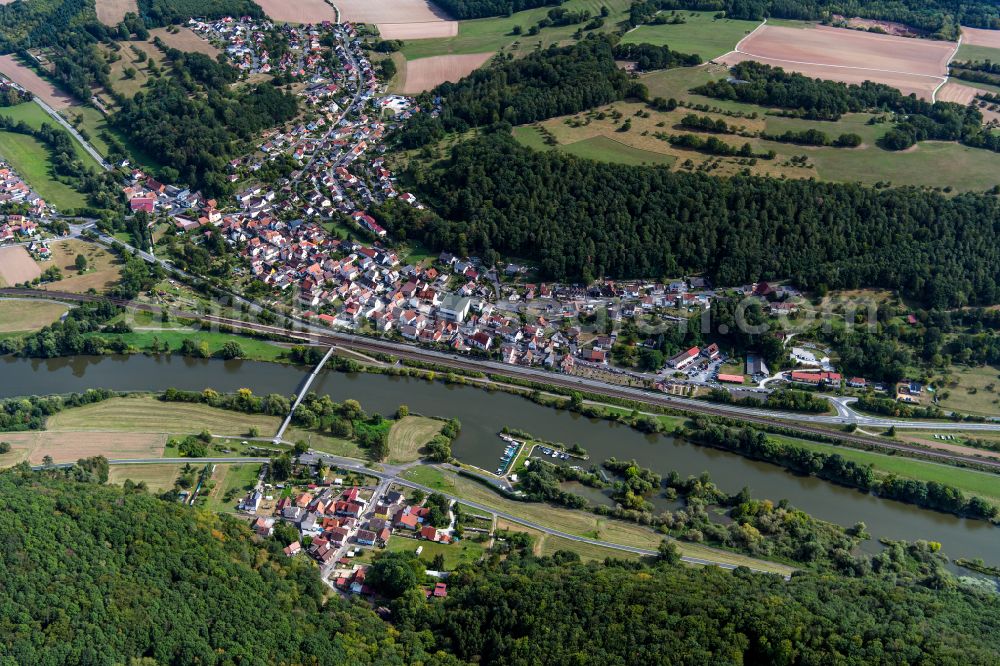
[2,354,997,563]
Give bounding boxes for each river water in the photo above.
[2,354,997,562]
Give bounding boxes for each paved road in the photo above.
[31,99,111,170]
[36,453,787,576]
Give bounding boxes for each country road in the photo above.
[31,98,111,171]
[33,453,791,578]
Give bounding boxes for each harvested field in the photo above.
[401,53,491,93]
[937,81,1000,122]
[46,395,282,437]
[387,415,441,463]
[0,245,41,286]
[0,55,77,109]
[96,0,137,26]
[0,431,166,466]
[339,0,450,24]
[719,24,956,99]
[149,27,221,58]
[0,299,67,332]
[378,21,458,40]
[37,239,122,294]
[108,464,184,492]
[255,0,337,23]
[961,26,1000,49]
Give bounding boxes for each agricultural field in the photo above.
[0,431,167,466]
[956,26,1000,62]
[401,466,796,575]
[107,463,184,492]
[0,55,78,109]
[621,11,762,61]
[36,239,122,293]
[519,73,1000,191]
[514,126,677,167]
[378,22,458,40]
[338,0,450,26]
[0,132,88,209]
[0,299,67,333]
[95,0,137,27]
[149,28,221,57]
[46,395,282,437]
[935,365,1000,417]
[0,246,41,287]
[936,82,1000,122]
[256,0,337,23]
[719,24,957,100]
[399,0,632,60]
[399,53,492,93]
[387,415,442,463]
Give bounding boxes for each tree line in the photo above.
[630,0,996,37]
[429,0,561,20]
[395,37,642,149]
[390,130,1000,307]
[683,419,999,521]
[696,62,997,153]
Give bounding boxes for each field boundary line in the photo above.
[714,17,767,62]
[933,33,964,102]
[730,51,947,80]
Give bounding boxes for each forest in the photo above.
[113,78,298,194]
[0,467,449,665]
[611,42,702,71]
[3,466,1000,664]
[396,37,641,148]
[137,0,264,27]
[431,0,561,19]
[695,62,996,152]
[391,131,1000,307]
[389,542,1000,664]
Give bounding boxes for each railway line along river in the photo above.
[2,353,997,565]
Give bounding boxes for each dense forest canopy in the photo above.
[387,131,1000,306]
[114,79,298,195]
[0,467,450,665]
[390,547,1000,664]
[3,469,1000,665]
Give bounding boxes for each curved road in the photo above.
[34,453,790,577]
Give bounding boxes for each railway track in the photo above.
[6,287,1000,471]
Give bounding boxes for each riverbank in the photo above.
[3,353,999,566]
